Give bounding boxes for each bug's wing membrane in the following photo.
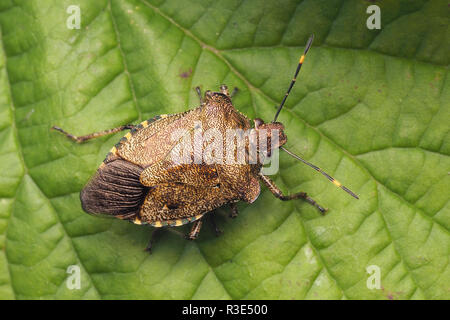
[80,159,147,219]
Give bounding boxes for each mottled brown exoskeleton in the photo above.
[52,35,358,252]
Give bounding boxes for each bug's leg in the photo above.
[229,202,238,219]
[185,219,203,240]
[145,228,163,254]
[259,173,327,214]
[209,212,223,237]
[219,84,230,96]
[145,227,190,253]
[220,84,239,100]
[195,86,203,105]
[51,124,135,143]
[230,87,239,99]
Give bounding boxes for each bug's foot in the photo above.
[144,238,156,254]
[144,246,153,254]
[145,229,163,254]
[184,233,196,241]
[195,86,203,105]
[229,203,238,219]
[208,213,223,237]
[230,87,239,98]
[213,226,223,237]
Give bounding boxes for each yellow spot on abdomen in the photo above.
[299,55,305,64]
[174,220,183,226]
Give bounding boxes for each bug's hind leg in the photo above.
[185,219,203,240]
[145,228,163,254]
[259,173,327,214]
[145,227,189,253]
[51,124,135,143]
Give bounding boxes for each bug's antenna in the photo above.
[273,34,314,122]
[281,146,359,199]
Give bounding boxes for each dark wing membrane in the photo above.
[80,159,147,218]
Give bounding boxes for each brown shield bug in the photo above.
[52,35,358,252]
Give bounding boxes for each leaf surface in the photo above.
[0,0,448,299]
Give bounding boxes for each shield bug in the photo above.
[52,35,358,252]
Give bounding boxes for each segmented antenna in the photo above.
[274,34,314,122]
[281,147,359,199]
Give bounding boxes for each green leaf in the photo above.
[0,0,448,300]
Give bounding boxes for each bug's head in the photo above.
[204,90,231,105]
[253,118,287,156]
[257,34,358,200]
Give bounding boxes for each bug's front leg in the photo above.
[51,124,135,143]
[259,173,327,214]
[219,84,238,99]
[195,86,203,105]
